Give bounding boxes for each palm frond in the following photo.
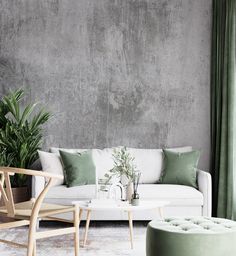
[19,103,37,126]
[0,88,51,187]
[30,110,51,131]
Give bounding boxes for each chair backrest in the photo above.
[0,167,63,218]
[0,171,15,217]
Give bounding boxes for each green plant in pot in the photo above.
[0,88,50,203]
[104,147,137,202]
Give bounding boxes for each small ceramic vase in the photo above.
[126,182,133,203]
[131,193,140,206]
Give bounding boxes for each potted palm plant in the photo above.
[0,88,50,204]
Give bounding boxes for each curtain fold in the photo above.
[211,0,236,219]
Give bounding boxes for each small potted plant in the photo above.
[0,88,50,205]
[104,147,137,202]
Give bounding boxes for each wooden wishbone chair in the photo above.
[0,167,80,256]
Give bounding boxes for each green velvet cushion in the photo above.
[59,150,96,187]
[161,149,200,188]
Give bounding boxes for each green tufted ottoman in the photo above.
[146,217,236,256]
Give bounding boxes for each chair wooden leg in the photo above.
[27,219,37,256]
[83,210,91,247]
[33,242,36,256]
[27,236,36,256]
[74,205,80,256]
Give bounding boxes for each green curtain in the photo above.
[211,0,236,219]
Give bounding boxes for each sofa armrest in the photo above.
[32,175,46,198]
[197,169,212,217]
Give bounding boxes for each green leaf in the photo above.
[30,110,51,131]
[19,103,37,126]
[0,88,51,187]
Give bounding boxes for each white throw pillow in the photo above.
[38,150,64,186]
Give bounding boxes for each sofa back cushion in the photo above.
[50,147,116,184]
[127,146,193,184]
[49,146,193,184]
[50,147,88,155]
[92,148,117,182]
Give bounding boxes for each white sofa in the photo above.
[32,146,212,220]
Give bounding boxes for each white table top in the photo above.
[72,200,169,211]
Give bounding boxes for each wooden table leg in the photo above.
[79,209,83,225]
[128,211,134,249]
[83,210,91,247]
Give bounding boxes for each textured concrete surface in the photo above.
[0,0,211,170]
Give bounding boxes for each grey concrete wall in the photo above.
[0,0,211,170]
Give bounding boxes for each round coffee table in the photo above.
[72,200,169,249]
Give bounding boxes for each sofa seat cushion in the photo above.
[138,184,203,206]
[45,184,203,206]
[45,185,97,200]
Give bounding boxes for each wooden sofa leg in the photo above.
[74,205,80,256]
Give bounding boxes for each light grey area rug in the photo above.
[0,222,147,256]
